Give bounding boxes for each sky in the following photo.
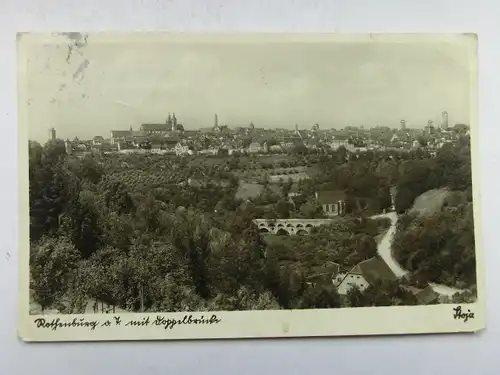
[21,34,475,142]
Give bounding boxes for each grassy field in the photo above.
[235,182,264,200]
[410,188,451,216]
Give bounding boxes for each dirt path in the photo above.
[370,212,465,297]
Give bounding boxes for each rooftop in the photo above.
[356,256,398,286]
[315,190,347,204]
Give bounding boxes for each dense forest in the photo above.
[28,135,476,313]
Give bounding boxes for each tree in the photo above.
[170,210,212,298]
[298,285,341,309]
[30,237,81,312]
[77,155,104,184]
[376,185,392,211]
[59,192,102,258]
[345,280,417,307]
[281,178,293,197]
[101,180,135,215]
[207,228,264,296]
[84,246,131,312]
[29,157,81,242]
[299,197,324,218]
[274,199,292,219]
[392,205,476,289]
[128,240,190,312]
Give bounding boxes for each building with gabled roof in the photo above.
[337,256,398,295]
[315,190,347,216]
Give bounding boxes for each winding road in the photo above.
[371,212,464,297]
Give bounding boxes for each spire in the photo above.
[172,112,177,129]
[214,113,219,128]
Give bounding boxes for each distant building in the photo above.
[140,123,171,134]
[315,190,347,216]
[48,128,56,141]
[441,111,449,129]
[400,120,406,130]
[248,141,262,153]
[140,113,184,134]
[425,120,435,135]
[65,139,72,155]
[92,136,104,145]
[330,135,351,150]
[175,142,192,156]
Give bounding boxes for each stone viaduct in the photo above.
[253,218,335,235]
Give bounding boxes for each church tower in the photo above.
[48,127,56,141]
[166,113,173,131]
[172,113,178,131]
[441,111,449,129]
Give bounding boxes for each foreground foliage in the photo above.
[28,137,476,312]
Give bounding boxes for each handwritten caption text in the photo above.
[33,314,222,331]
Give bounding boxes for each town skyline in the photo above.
[38,111,459,143]
[25,35,472,143]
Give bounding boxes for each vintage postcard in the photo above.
[17,33,484,342]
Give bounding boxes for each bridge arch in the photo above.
[276,228,290,236]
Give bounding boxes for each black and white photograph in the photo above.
[18,33,483,341]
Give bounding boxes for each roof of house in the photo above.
[130,131,147,137]
[306,272,335,286]
[199,127,214,133]
[163,137,180,144]
[305,139,321,146]
[93,136,104,141]
[183,130,200,137]
[356,257,398,286]
[141,123,171,131]
[320,261,341,276]
[316,190,347,204]
[294,129,308,139]
[415,285,439,305]
[110,130,131,138]
[332,134,350,141]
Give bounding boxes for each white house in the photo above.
[336,257,398,295]
[248,142,262,153]
[175,142,192,156]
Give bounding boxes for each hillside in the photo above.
[409,188,451,216]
